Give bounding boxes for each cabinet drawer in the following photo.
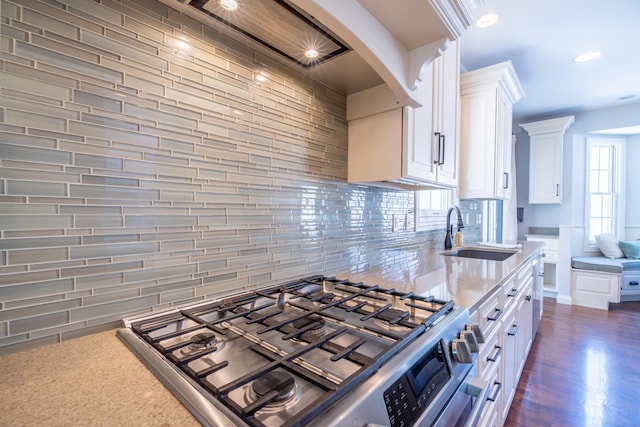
[477,360,501,427]
[503,263,533,309]
[501,277,518,311]
[477,321,502,379]
[475,289,504,337]
[621,273,640,293]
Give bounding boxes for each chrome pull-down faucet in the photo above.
[444,205,464,250]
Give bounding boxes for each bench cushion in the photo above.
[571,256,640,274]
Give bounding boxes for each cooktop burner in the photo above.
[180,332,220,356]
[251,369,297,403]
[291,314,326,337]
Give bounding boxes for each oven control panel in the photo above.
[383,339,451,427]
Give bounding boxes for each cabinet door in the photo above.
[433,39,459,187]
[495,88,513,199]
[404,83,438,182]
[528,132,563,203]
[500,306,518,423]
[516,280,533,376]
[459,89,498,198]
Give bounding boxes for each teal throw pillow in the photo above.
[618,240,640,259]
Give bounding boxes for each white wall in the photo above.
[514,102,640,239]
[626,134,640,239]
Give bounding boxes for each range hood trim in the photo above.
[288,0,430,108]
[288,0,476,107]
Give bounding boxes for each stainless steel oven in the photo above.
[118,275,487,426]
[433,365,489,427]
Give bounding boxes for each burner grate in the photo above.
[128,274,456,427]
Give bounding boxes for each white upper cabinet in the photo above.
[431,39,460,187]
[459,61,524,200]
[520,116,575,204]
[346,41,460,190]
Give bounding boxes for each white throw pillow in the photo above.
[595,233,624,259]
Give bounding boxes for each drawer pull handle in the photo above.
[487,345,502,362]
[508,324,520,336]
[487,381,502,402]
[507,288,518,298]
[630,281,639,287]
[487,308,503,322]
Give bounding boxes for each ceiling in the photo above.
[459,0,640,124]
[165,0,640,126]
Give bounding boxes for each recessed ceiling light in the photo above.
[304,49,319,59]
[219,0,238,11]
[573,51,601,63]
[476,13,499,28]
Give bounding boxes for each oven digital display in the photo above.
[383,339,452,427]
[408,340,450,394]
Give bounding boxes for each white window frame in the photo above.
[584,137,625,249]
[415,189,454,231]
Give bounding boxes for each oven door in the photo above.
[432,369,489,427]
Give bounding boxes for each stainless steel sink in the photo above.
[442,248,517,261]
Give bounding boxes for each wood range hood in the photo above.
[157,0,481,107]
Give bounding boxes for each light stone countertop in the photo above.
[338,241,543,313]
[0,241,542,426]
[0,328,200,427]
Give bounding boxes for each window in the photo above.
[585,137,625,243]
[415,189,452,231]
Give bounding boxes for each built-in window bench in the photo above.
[571,256,640,309]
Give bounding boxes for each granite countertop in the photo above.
[0,241,542,426]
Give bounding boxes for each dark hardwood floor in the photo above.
[504,298,640,427]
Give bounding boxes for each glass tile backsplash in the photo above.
[0,0,480,354]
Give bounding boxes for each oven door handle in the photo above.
[461,376,491,427]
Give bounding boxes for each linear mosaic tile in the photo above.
[0,0,475,355]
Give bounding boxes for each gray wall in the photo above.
[0,0,466,354]
[514,102,640,238]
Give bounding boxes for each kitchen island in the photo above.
[0,242,541,426]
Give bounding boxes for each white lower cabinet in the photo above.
[499,304,517,423]
[476,315,502,427]
[571,269,621,309]
[473,259,536,427]
[516,280,533,377]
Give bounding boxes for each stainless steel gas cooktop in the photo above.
[117,275,485,427]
